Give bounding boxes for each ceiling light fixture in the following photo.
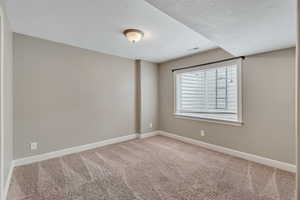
[123,29,144,43]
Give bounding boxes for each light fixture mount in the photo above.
[123,29,144,43]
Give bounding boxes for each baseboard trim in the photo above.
[158,131,296,173]
[3,162,14,200]
[138,131,159,139]
[13,134,138,167]
[12,130,296,173]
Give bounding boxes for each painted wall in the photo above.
[139,60,158,133]
[13,33,138,159]
[159,48,296,164]
[296,0,299,196]
[0,1,13,198]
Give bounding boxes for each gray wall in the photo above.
[159,48,296,164]
[135,60,141,133]
[296,0,299,196]
[13,33,138,159]
[139,60,158,133]
[1,1,14,197]
[12,31,295,167]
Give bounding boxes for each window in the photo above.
[174,59,242,124]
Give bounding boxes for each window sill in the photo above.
[173,113,243,127]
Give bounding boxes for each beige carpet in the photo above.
[8,136,295,200]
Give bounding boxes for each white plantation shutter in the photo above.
[175,61,241,122]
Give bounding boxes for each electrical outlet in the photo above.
[30,142,38,151]
[149,123,153,128]
[200,130,205,137]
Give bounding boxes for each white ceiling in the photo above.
[144,0,296,56]
[5,0,216,63]
[5,0,296,62]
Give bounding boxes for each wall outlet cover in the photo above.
[200,130,205,137]
[30,142,38,151]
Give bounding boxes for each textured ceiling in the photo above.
[5,0,296,62]
[5,0,216,63]
[145,0,296,56]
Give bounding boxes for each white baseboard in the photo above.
[158,131,296,173]
[3,162,14,200]
[5,130,295,198]
[12,130,296,173]
[138,131,159,139]
[13,134,138,167]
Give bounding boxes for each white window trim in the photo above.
[173,58,243,126]
[173,113,243,126]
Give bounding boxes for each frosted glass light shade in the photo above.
[123,29,144,43]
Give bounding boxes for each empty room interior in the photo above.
[0,0,299,199]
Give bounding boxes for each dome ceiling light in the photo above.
[123,29,144,43]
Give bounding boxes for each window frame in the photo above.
[173,58,243,126]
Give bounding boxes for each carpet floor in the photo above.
[8,136,295,200]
